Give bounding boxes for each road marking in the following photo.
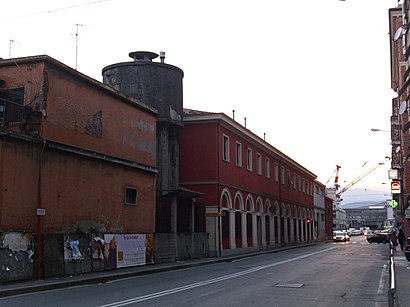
[377,264,388,295]
[98,247,337,307]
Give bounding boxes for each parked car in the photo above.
[367,232,390,244]
[333,231,350,242]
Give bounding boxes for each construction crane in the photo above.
[336,156,390,200]
[326,165,342,190]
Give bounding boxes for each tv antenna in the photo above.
[75,23,84,70]
[9,39,21,58]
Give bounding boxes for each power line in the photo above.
[1,0,110,22]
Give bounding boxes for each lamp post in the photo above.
[371,128,390,133]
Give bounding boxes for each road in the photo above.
[0,236,390,307]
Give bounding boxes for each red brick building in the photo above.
[180,109,318,257]
[389,4,410,240]
[0,55,157,280]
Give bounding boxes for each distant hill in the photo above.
[340,200,387,209]
[338,188,391,206]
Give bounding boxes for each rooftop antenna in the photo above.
[9,39,21,58]
[244,117,247,128]
[75,23,84,70]
[264,133,266,141]
[232,110,235,120]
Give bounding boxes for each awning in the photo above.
[161,187,204,199]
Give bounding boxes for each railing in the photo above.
[388,240,396,307]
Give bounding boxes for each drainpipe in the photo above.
[36,139,46,279]
[279,159,283,248]
[217,120,222,257]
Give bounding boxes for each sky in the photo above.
[1,0,400,202]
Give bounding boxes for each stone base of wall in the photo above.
[154,233,178,263]
[177,232,209,261]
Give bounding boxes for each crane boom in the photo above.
[336,157,390,199]
[326,165,342,189]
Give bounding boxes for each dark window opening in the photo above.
[124,187,138,205]
[0,87,25,123]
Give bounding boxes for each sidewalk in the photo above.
[392,249,410,307]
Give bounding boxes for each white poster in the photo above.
[116,234,146,268]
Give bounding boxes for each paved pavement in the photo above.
[392,248,410,307]
[0,242,409,306]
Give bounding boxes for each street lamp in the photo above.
[371,128,390,133]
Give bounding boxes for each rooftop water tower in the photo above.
[102,51,183,127]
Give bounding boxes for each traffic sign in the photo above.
[391,181,401,194]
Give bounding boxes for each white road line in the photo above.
[377,264,388,295]
[98,247,338,307]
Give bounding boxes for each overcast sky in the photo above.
[1,0,400,200]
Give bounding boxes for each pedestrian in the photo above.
[398,229,405,252]
[391,231,398,252]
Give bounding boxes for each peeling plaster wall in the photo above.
[0,232,34,282]
[43,64,157,166]
[0,59,157,234]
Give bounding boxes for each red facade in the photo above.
[0,56,157,234]
[180,110,318,256]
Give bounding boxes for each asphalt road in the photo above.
[0,236,390,307]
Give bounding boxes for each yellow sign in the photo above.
[206,212,225,217]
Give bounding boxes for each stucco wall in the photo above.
[43,64,157,167]
[0,137,155,234]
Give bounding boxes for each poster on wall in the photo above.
[63,236,83,262]
[103,234,117,269]
[116,234,146,268]
[103,234,148,268]
[146,233,154,265]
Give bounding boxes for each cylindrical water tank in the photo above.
[102,51,184,126]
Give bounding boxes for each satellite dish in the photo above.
[399,100,407,115]
[394,27,403,41]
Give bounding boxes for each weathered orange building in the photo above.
[0,55,157,280]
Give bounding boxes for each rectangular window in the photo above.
[298,176,301,191]
[247,148,253,171]
[287,170,291,186]
[256,153,262,175]
[281,166,285,184]
[125,187,138,205]
[236,142,242,167]
[293,173,297,189]
[302,178,306,193]
[274,162,279,181]
[265,158,270,178]
[223,135,230,162]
